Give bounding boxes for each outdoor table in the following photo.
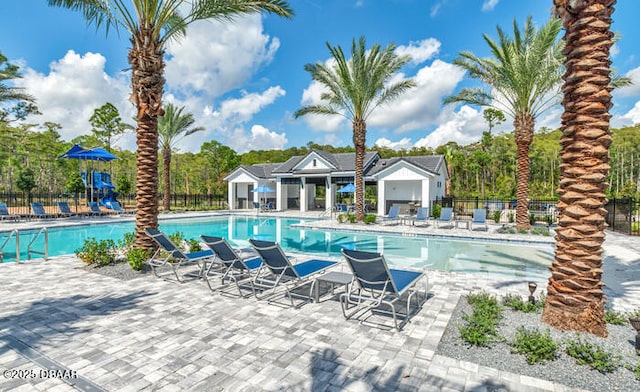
[314,271,353,302]
[455,216,471,230]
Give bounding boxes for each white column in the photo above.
[300,178,307,212]
[276,218,282,243]
[253,182,259,204]
[277,178,283,211]
[377,180,386,216]
[326,177,333,211]
[421,179,430,209]
[227,181,234,210]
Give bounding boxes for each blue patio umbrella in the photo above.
[251,185,275,204]
[337,183,356,204]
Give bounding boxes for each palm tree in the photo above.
[445,17,563,230]
[158,104,204,211]
[1,51,37,121]
[49,0,293,248]
[294,36,415,221]
[541,0,617,338]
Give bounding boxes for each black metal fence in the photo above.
[605,197,639,236]
[0,192,228,215]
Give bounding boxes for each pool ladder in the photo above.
[0,228,48,263]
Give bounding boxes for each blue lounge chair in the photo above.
[88,202,110,216]
[0,203,19,222]
[341,249,427,330]
[436,207,454,228]
[30,202,57,219]
[57,201,82,218]
[201,235,263,296]
[381,205,400,225]
[470,208,488,231]
[145,228,214,282]
[111,201,134,215]
[249,239,337,307]
[407,207,430,226]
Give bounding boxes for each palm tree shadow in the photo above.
[0,292,153,359]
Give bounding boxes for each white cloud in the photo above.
[17,50,134,143]
[164,15,280,99]
[395,39,441,65]
[298,79,348,132]
[226,125,288,153]
[482,0,499,12]
[615,66,640,97]
[618,100,640,126]
[430,3,441,18]
[610,43,619,58]
[374,137,413,150]
[414,105,485,148]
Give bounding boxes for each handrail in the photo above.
[0,229,20,263]
[27,227,48,261]
[318,208,333,219]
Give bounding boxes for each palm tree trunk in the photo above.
[163,147,171,211]
[542,0,615,338]
[514,113,534,230]
[353,118,366,221]
[129,31,165,249]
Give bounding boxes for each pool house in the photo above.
[225,150,448,216]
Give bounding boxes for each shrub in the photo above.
[187,238,202,252]
[169,231,185,246]
[510,327,558,364]
[604,309,627,325]
[501,294,544,313]
[459,292,502,346]
[565,336,622,373]
[432,204,442,219]
[508,212,514,223]
[628,309,640,319]
[118,232,135,250]
[348,214,357,223]
[364,214,377,224]
[75,238,116,266]
[126,247,149,271]
[337,213,348,223]
[634,362,640,381]
[492,210,501,223]
[531,226,550,236]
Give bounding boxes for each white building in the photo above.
[224,150,448,216]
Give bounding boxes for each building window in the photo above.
[312,159,317,167]
[437,181,442,188]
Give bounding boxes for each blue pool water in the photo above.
[0,215,554,280]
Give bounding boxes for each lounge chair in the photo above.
[30,202,57,219]
[111,201,135,215]
[470,208,488,231]
[0,203,19,222]
[435,207,454,228]
[381,205,400,225]
[407,207,429,226]
[340,249,427,330]
[57,201,82,218]
[88,202,110,216]
[249,239,337,307]
[200,235,263,296]
[145,228,214,282]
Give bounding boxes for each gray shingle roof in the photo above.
[272,150,379,174]
[237,163,283,179]
[367,155,445,176]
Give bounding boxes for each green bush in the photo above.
[75,238,116,266]
[432,204,442,219]
[364,214,377,224]
[501,294,544,313]
[628,309,640,319]
[337,213,348,223]
[187,238,202,252]
[531,226,550,236]
[604,309,628,325]
[508,212,514,223]
[459,292,502,346]
[126,247,149,271]
[118,232,136,250]
[634,362,640,380]
[510,327,558,364]
[492,210,501,223]
[169,231,185,246]
[565,336,622,373]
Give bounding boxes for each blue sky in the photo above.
[1,0,639,154]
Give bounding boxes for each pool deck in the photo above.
[1,211,639,391]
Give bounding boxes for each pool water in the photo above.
[0,215,554,280]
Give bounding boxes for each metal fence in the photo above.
[0,192,228,215]
[433,196,559,225]
[605,197,639,236]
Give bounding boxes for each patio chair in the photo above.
[30,202,57,219]
[145,228,214,282]
[341,249,427,331]
[249,239,338,307]
[407,207,430,226]
[111,201,135,215]
[200,235,263,296]
[57,201,82,218]
[0,203,19,222]
[470,209,488,231]
[87,202,110,216]
[435,207,454,229]
[381,205,400,225]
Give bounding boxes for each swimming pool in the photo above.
[0,215,554,280]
